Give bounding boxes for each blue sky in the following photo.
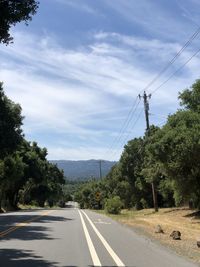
[0,0,200,160]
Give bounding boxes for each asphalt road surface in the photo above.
[0,204,198,267]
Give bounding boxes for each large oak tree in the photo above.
[0,0,39,44]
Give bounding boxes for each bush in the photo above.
[135,201,143,210]
[105,196,122,214]
[47,199,54,208]
[140,198,148,209]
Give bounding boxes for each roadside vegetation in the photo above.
[0,1,70,211]
[0,82,67,211]
[74,79,200,214]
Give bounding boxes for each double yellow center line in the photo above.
[0,210,54,238]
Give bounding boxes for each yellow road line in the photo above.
[0,210,54,238]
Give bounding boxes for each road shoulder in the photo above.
[93,208,200,266]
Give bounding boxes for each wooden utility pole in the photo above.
[99,160,102,179]
[139,91,158,212]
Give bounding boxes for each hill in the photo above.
[50,160,116,180]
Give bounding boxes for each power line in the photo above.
[104,26,200,160]
[142,26,200,92]
[104,97,141,157]
[118,108,144,151]
[151,47,200,95]
[108,107,143,160]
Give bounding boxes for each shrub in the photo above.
[135,201,143,210]
[47,199,54,208]
[105,196,122,214]
[140,198,148,209]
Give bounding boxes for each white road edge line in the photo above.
[78,210,101,267]
[81,210,125,267]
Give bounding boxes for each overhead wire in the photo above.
[104,96,141,157]
[143,26,200,92]
[150,47,200,95]
[108,107,144,161]
[105,26,200,160]
[126,47,200,164]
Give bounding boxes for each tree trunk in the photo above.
[152,181,158,212]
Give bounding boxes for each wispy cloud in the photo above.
[54,0,100,15]
[177,0,200,27]
[0,29,199,160]
[104,0,197,41]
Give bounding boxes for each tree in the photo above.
[0,84,66,210]
[120,138,153,209]
[0,154,25,210]
[0,0,39,44]
[141,126,163,211]
[18,141,65,207]
[0,82,23,158]
[179,79,200,112]
[45,163,65,205]
[147,110,200,207]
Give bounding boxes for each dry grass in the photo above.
[100,208,200,263]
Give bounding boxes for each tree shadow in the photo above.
[0,225,55,241]
[184,210,200,224]
[163,208,190,214]
[184,210,200,219]
[88,266,133,267]
[0,248,78,267]
[0,249,58,267]
[0,213,73,241]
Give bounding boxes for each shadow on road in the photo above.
[0,249,79,267]
[0,249,135,267]
[0,249,58,267]
[0,212,73,241]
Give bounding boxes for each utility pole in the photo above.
[99,160,102,179]
[139,91,158,212]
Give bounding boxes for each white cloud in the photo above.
[0,30,200,160]
[47,146,110,161]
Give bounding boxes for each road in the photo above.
[0,204,198,267]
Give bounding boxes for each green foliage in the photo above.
[105,196,122,214]
[0,84,65,211]
[0,0,39,44]
[153,110,200,207]
[0,82,23,158]
[179,79,200,112]
[120,138,153,208]
[73,179,108,209]
[62,180,83,201]
[158,178,175,207]
[74,79,200,211]
[0,154,25,210]
[2,78,200,212]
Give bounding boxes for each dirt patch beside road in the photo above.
[98,208,200,264]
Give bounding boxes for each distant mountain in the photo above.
[50,160,117,180]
